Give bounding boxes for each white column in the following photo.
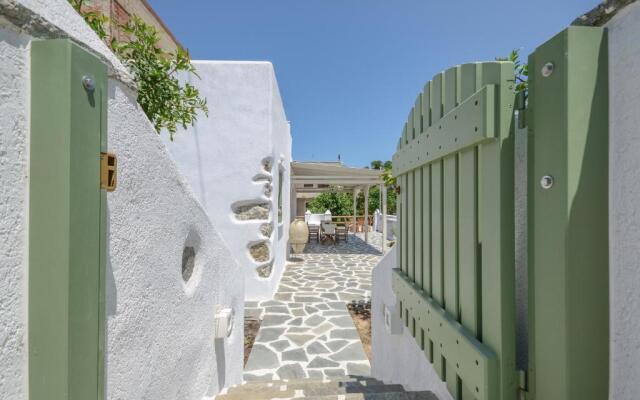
[382,183,387,253]
[364,185,370,243]
[290,184,297,223]
[352,188,359,233]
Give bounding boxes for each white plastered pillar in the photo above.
[381,183,387,253]
[364,185,370,243]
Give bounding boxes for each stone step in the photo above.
[302,392,439,400]
[222,382,406,399]
[235,377,384,389]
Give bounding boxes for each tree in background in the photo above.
[306,189,353,216]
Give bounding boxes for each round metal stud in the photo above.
[82,75,96,92]
[541,62,554,77]
[540,175,554,189]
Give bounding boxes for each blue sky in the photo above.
[149,0,598,168]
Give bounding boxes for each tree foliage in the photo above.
[69,1,208,139]
[306,159,398,216]
[307,189,353,216]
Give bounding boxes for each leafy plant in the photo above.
[69,0,108,40]
[112,16,208,138]
[498,49,529,94]
[69,1,208,139]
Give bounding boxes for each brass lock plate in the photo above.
[100,152,117,192]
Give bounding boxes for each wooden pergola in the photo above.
[290,161,387,251]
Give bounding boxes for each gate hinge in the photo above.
[517,369,528,400]
[100,152,117,192]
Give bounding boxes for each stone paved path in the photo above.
[244,232,384,381]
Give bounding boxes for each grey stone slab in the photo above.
[312,323,333,335]
[282,348,308,362]
[322,310,349,316]
[307,341,330,355]
[327,302,347,310]
[291,308,306,317]
[320,293,339,300]
[288,302,303,308]
[329,342,368,362]
[305,314,325,327]
[326,341,350,355]
[307,356,340,368]
[307,370,324,380]
[330,329,360,340]
[347,362,371,376]
[274,293,293,301]
[324,368,347,378]
[245,344,279,371]
[305,305,319,314]
[329,316,355,328]
[261,314,291,327]
[256,327,286,342]
[276,363,306,380]
[264,306,290,314]
[286,326,310,333]
[271,339,291,352]
[261,300,285,307]
[289,317,303,326]
[285,334,315,346]
[294,296,324,303]
[243,372,273,381]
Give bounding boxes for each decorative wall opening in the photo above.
[249,241,270,263]
[181,246,196,282]
[232,201,271,221]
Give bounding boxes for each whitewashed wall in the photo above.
[0,1,244,399]
[163,61,292,301]
[370,247,452,400]
[606,3,640,399]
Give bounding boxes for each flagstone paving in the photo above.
[244,232,385,381]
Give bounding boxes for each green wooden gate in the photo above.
[30,39,107,400]
[527,26,608,400]
[392,26,609,400]
[392,62,516,400]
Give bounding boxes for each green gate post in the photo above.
[528,26,609,400]
[30,39,107,400]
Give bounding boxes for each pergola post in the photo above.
[290,184,297,223]
[364,185,370,243]
[352,187,359,233]
[381,183,387,253]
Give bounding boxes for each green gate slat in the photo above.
[476,62,517,400]
[431,73,443,123]
[422,165,432,293]
[422,81,432,130]
[528,26,608,400]
[431,161,444,304]
[414,93,423,134]
[407,170,415,280]
[30,39,107,400]
[408,109,415,141]
[443,155,458,316]
[458,148,479,335]
[401,173,408,273]
[414,168,423,288]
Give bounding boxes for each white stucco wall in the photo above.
[605,3,640,399]
[0,0,245,398]
[0,17,30,400]
[371,246,452,400]
[163,61,292,301]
